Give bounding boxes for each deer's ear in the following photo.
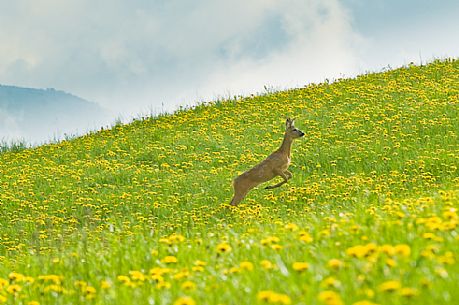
[286,117,295,128]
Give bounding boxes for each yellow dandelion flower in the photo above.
[216,242,232,253]
[257,290,291,304]
[150,267,171,276]
[260,260,275,270]
[271,244,283,251]
[181,281,196,291]
[156,281,171,289]
[129,270,146,281]
[321,277,341,289]
[299,231,313,243]
[327,259,344,270]
[28,301,40,305]
[0,295,7,304]
[261,236,280,246]
[8,272,24,282]
[6,284,21,295]
[240,261,254,271]
[173,296,196,305]
[385,258,396,267]
[285,223,299,231]
[270,293,292,305]
[100,280,111,289]
[0,278,8,289]
[173,271,190,280]
[400,287,418,298]
[194,260,207,266]
[258,290,275,302]
[292,262,309,272]
[161,256,178,264]
[318,290,343,305]
[379,244,395,256]
[117,275,131,285]
[192,266,205,272]
[394,244,411,257]
[378,280,401,292]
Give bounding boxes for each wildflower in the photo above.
[44,284,65,293]
[8,272,24,282]
[260,260,275,270]
[37,275,62,285]
[257,290,291,304]
[327,259,344,270]
[292,262,309,272]
[150,267,171,276]
[0,278,8,289]
[216,242,232,253]
[129,270,146,281]
[321,277,341,289]
[117,275,131,285]
[161,256,178,264]
[400,287,418,297]
[0,296,7,304]
[378,280,401,292]
[100,280,111,289]
[346,245,366,258]
[394,244,411,257]
[285,223,299,231]
[84,286,96,299]
[192,265,205,272]
[156,281,171,289]
[299,231,313,243]
[181,281,196,291]
[6,284,21,295]
[261,236,280,246]
[270,293,291,305]
[379,244,395,256]
[318,290,343,305]
[385,258,396,267]
[271,244,283,251]
[240,261,254,271]
[28,301,40,305]
[173,296,196,305]
[173,270,190,280]
[194,260,206,266]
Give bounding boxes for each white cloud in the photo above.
[0,0,362,117]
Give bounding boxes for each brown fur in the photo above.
[230,118,304,206]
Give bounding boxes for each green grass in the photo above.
[0,59,458,305]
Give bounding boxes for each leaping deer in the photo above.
[230,118,304,206]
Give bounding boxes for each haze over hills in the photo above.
[0,84,110,144]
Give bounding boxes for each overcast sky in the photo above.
[1,0,459,131]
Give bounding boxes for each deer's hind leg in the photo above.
[230,178,255,206]
[265,170,292,190]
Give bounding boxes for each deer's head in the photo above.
[285,118,305,139]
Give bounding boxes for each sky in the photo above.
[0,0,459,142]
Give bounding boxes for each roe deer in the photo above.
[230,118,304,206]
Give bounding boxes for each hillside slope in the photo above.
[0,60,458,305]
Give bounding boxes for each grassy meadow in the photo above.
[0,59,458,305]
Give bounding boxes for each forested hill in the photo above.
[0,84,108,143]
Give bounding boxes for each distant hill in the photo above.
[0,84,109,143]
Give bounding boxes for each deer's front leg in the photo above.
[265,171,289,190]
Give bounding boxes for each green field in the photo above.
[0,59,458,305]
